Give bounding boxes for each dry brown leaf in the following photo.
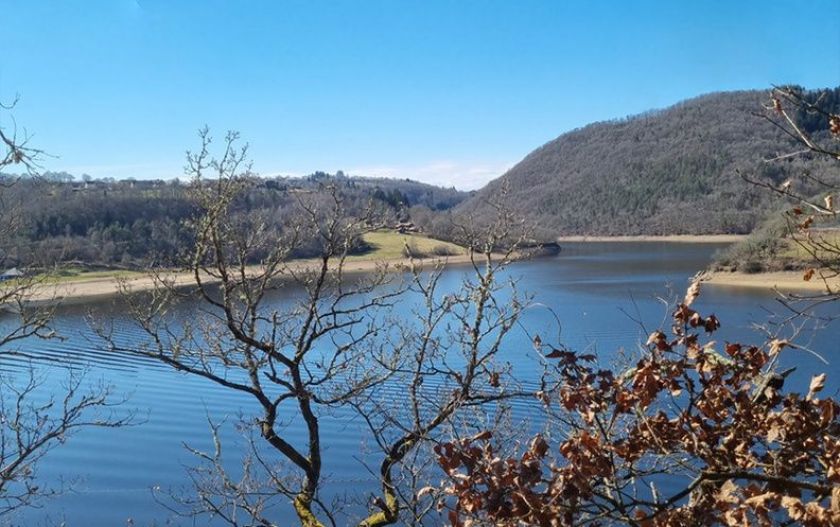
[684,280,701,306]
[781,496,806,521]
[745,491,778,507]
[766,423,782,443]
[808,373,827,400]
[717,479,739,504]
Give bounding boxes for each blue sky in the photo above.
[2,1,839,189]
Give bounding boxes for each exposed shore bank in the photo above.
[12,237,828,308]
[4,254,483,308]
[555,234,747,243]
[703,270,837,293]
[556,235,836,293]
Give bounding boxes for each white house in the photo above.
[0,268,24,282]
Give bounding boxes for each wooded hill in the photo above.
[0,172,468,268]
[452,87,840,237]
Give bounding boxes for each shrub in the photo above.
[431,244,460,256]
[741,259,764,273]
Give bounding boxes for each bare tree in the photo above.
[348,202,536,527]
[0,100,130,518]
[105,129,540,526]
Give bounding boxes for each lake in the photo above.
[2,242,838,526]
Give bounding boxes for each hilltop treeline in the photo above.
[0,172,468,268]
[454,86,840,238]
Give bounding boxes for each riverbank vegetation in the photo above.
[713,227,840,274]
[710,87,840,303]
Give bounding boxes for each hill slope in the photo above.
[455,88,840,237]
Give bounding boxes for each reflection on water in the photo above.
[2,242,838,525]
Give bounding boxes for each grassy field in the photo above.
[781,229,840,263]
[39,268,145,284]
[349,231,465,261]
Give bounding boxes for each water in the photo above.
[1,242,838,526]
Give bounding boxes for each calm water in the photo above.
[2,242,838,526]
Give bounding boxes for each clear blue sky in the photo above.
[2,0,839,189]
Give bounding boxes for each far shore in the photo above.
[11,237,834,309]
[555,234,747,243]
[703,270,837,293]
[3,253,484,309]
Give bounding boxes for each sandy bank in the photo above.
[11,254,483,308]
[555,234,747,243]
[703,270,838,293]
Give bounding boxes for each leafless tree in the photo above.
[105,129,541,526]
[347,202,537,527]
[0,99,130,519]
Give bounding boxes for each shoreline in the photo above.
[11,240,831,308]
[555,234,747,243]
[3,254,482,309]
[703,270,837,292]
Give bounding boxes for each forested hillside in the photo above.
[0,172,468,268]
[453,87,840,237]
